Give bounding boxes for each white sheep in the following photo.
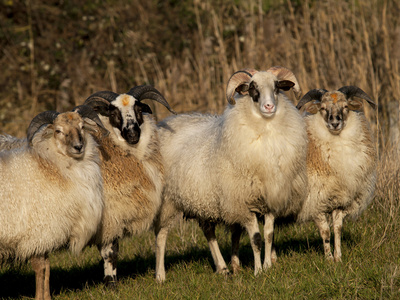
[154,66,308,282]
[295,86,377,262]
[0,105,107,300]
[83,85,176,285]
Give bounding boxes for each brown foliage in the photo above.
[0,0,399,144]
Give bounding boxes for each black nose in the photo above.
[74,144,83,151]
[122,125,140,145]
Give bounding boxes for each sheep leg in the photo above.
[99,240,119,287]
[155,225,170,283]
[230,224,243,274]
[31,254,51,300]
[244,214,262,276]
[198,220,229,275]
[263,213,276,270]
[44,255,51,300]
[314,213,333,261]
[332,209,346,262]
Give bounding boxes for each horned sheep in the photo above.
[295,86,377,262]
[154,66,309,282]
[83,85,175,285]
[0,105,107,300]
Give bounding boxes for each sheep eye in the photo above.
[55,130,62,134]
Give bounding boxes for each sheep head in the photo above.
[296,86,376,135]
[27,105,107,158]
[226,66,301,118]
[84,85,175,145]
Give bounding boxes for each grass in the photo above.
[1,187,400,299]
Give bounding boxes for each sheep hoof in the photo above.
[334,256,342,263]
[216,267,231,277]
[104,275,118,288]
[231,264,241,275]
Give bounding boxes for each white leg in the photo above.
[230,224,243,274]
[314,213,333,261]
[155,225,169,282]
[263,213,275,270]
[44,255,51,300]
[243,214,262,276]
[332,209,345,262]
[99,240,119,287]
[199,220,229,275]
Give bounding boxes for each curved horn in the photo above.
[127,85,176,114]
[84,91,120,105]
[266,66,302,100]
[296,89,328,110]
[338,86,376,110]
[72,105,109,135]
[27,111,60,143]
[226,68,258,105]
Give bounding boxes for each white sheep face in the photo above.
[248,72,278,118]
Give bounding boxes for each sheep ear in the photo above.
[31,124,54,146]
[276,80,295,91]
[138,102,153,114]
[303,101,321,114]
[347,99,363,111]
[235,83,249,95]
[82,118,101,133]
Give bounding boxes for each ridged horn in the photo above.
[266,66,302,99]
[226,68,258,105]
[338,86,376,110]
[27,111,60,143]
[296,89,328,110]
[127,85,176,114]
[84,91,120,105]
[72,105,109,135]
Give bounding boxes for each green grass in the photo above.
[1,203,399,299]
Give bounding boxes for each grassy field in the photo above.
[1,0,400,299]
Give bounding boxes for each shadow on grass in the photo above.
[0,246,215,299]
[0,227,361,299]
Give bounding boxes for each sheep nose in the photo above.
[264,104,275,111]
[74,144,83,151]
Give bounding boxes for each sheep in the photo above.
[0,105,107,300]
[295,86,377,262]
[154,66,308,282]
[83,85,176,286]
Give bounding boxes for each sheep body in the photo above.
[83,86,174,285]
[296,88,377,261]
[0,107,106,299]
[155,68,308,281]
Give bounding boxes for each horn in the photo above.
[338,86,376,110]
[296,89,328,110]
[266,66,302,99]
[72,105,109,135]
[27,111,60,143]
[84,91,120,105]
[127,85,176,114]
[226,68,258,105]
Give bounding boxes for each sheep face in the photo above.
[53,112,87,158]
[107,94,152,145]
[248,72,295,118]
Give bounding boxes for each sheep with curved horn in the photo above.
[154,66,308,281]
[83,85,175,286]
[0,105,106,299]
[296,86,377,262]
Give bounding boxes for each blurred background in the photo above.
[0,0,399,148]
